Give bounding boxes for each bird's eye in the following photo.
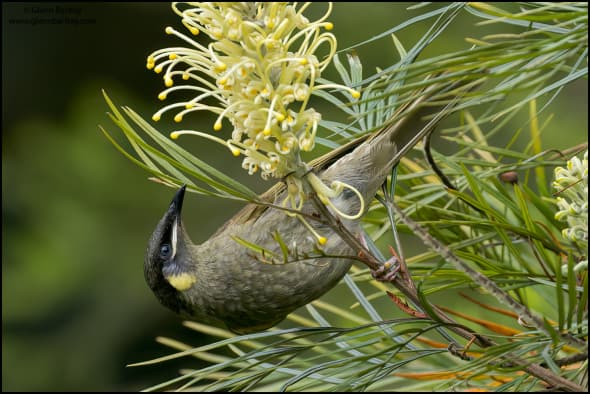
[159,243,172,259]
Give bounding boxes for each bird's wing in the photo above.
[211,75,468,236]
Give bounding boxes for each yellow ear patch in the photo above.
[165,272,197,291]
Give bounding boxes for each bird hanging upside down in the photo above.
[144,86,458,334]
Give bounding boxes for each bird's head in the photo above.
[144,185,197,313]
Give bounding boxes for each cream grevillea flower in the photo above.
[147,2,363,242]
[148,2,358,181]
[553,150,588,273]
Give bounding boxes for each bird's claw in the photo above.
[371,255,401,282]
[358,234,402,282]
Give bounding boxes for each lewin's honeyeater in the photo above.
[145,90,453,334]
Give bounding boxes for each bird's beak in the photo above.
[170,184,186,216]
[168,185,186,258]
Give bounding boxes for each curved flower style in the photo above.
[553,150,588,273]
[148,2,359,182]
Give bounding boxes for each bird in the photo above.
[144,81,462,334]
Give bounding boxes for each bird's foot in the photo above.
[358,234,402,282]
[371,257,401,282]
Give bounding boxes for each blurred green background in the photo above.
[2,3,586,391]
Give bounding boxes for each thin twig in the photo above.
[550,351,588,368]
[423,131,456,191]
